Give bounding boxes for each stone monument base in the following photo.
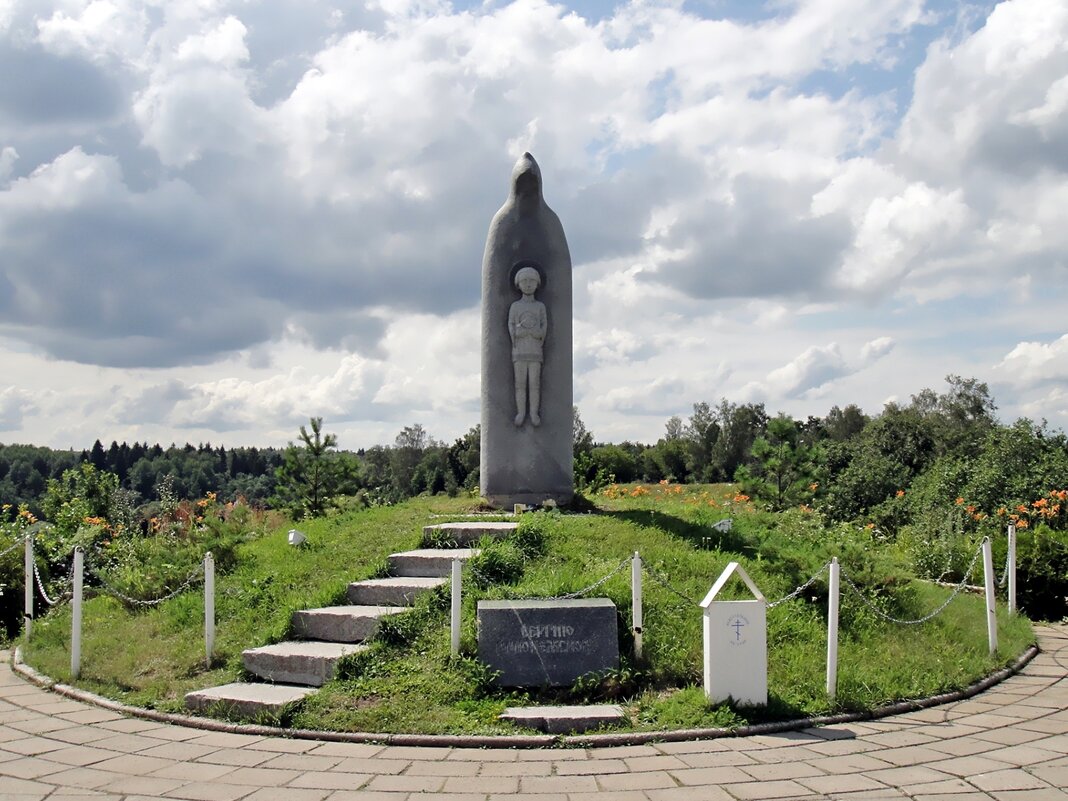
[481,490,574,509]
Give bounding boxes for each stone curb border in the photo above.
[11,643,1039,749]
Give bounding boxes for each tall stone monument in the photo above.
[480,153,573,508]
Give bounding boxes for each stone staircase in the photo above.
[184,520,515,719]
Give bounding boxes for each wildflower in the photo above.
[865,522,875,530]
[1017,519,1030,529]
[1017,504,1029,514]
[955,497,965,505]
[733,493,750,503]
[809,482,819,492]
[996,507,1007,517]
[966,505,976,514]
[1033,498,1048,509]
[896,490,905,498]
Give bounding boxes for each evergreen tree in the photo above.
[735,416,821,511]
[273,417,342,518]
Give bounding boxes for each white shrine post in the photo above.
[700,562,768,706]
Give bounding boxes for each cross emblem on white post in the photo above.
[700,562,768,706]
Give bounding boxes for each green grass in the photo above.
[21,486,1035,734]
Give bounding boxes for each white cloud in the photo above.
[1,0,1067,448]
[995,334,1068,385]
[860,336,896,365]
[0,386,35,430]
[764,343,850,398]
[36,0,147,63]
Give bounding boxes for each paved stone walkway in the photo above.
[2,625,1067,801]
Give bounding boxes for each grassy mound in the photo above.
[22,486,1034,735]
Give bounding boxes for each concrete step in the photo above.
[347,576,447,606]
[499,704,627,734]
[184,682,316,719]
[388,548,479,578]
[242,641,366,687]
[291,605,407,643]
[422,521,517,546]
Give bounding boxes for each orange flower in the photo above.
[733,493,750,503]
[896,490,906,498]
[1016,519,1030,529]
[966,505,976,514]
[996,507,1007,517]
[1016,504,1029,513]
[956,497,965,505]
[809,482,819,492]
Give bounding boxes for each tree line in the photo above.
[3,376,1067,532]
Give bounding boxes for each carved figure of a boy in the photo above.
[508,264,547,426]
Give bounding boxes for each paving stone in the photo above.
[969,768,1053,792]
[723,779,817,798]
[553,758,627,775]
[598,771,677,790]
[363,774,446,792]
[161,782,255,801]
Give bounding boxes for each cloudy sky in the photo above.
[1,0,1066,451]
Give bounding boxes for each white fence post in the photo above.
[450,557,461,656]
[826,557,840,701]
[632,551,643,660]
[1007,524,1017,615]
[71,547,83,680]
[204,552,215,669]
[24,534,33,640]
[982,537,998,657]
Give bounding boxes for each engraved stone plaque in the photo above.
[476,598,619,687]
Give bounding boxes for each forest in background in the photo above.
[3,376,1067,531]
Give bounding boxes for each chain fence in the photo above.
[33,561,74,607]
[640,562,701,607]
[998,545,1011,588]
[466,556,631,601]
[0,533,29,561]
[766,561,832,609]
[86,562,205,608]
[841,541,984,626]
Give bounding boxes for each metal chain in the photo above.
[33,562,73,607]
[998,545,1010,588]
[0,533,29,561]
[542,558,631,600]
[87,562,204,607]
[841,542,983,625]
[466,557,630,600]
[766,561,831,609]
[641,563,701,607]
[1036,530,1068,553]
